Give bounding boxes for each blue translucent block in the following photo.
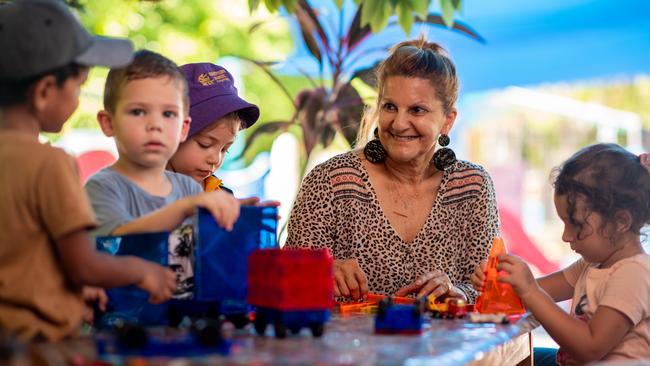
[95,232,170,327]
[96,232,169,262]
[375,304,424,335]
[95,327,231,357]
[95,206,278,328]
[193,206,278,302]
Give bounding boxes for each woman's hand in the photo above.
[470,261,487,292]
[395,270,466,300]
[496,254,539,301]
[334,259,369,300]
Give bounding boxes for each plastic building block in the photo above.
[374,297,425,335]
[475,237,526,315]
[254,308,329,338]
[95,206,278,329]
[248,249,333,338]
[95,232,170,327]
[194,206,279,301]
[95,320,230,358]
[191,206,278,327]
[337,293,415,315]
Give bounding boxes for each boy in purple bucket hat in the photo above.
[168,63,259,193]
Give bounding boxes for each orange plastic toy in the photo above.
[337,293,415,315]
[475,237,526,315]
[203,175,222,192]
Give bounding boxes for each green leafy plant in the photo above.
[249,0,465,33]
[240,0,483,171]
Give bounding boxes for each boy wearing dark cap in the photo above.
[167,63,259,191]
[0,0,176,341]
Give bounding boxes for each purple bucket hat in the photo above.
[180,63,260,137]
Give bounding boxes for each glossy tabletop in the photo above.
[98,312,535,366]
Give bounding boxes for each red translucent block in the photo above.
[475,237,526,315]
[248,249,334,311]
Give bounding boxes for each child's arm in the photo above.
[471,261,574,302]
[111,189,240,235]
[536,271,574,302]
[56,229,176,304]
[498,254,633,363]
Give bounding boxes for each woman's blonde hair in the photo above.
[356,35,458,145]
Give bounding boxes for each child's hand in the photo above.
[496,254,538,301]
[470,261,487,292]
[136,261,176,304]
[194,190,241,231]
[81,286,108,323]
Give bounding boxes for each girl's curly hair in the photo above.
[552,143,650,241]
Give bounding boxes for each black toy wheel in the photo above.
[273,321,287,339]
[415,297,427,315]
[115,322,147,350]
[254,316,267,336]
[192,319,223,347]
[168,305,183,327]
[228,313,249,329]
[310,323,324,337]
[377,297,393,318]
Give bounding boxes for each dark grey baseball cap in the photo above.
[0,0,134,80]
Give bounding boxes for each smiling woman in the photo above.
[284,37,500,304]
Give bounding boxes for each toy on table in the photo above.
[374,297,426,335]
[475,237,526,315]
[95,206,278,330]
[337,293,415,315]
[95,319,230,358]
[425,296,470,319]
[247,248,333,338]
[468,312,509,324]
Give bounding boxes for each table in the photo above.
[18,313,533,365]
[94,313,535,366]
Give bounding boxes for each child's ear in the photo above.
[179,115,191,143]
[614,209,633,233]
[97,110,116,137]
[30,75,57,112]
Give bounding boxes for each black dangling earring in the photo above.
[364,127,387,164]
[432,134,456,171]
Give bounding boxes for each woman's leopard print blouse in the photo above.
[285,150,500,303]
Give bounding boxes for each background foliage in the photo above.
[50,0,298,149]
[247,0,464,33]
